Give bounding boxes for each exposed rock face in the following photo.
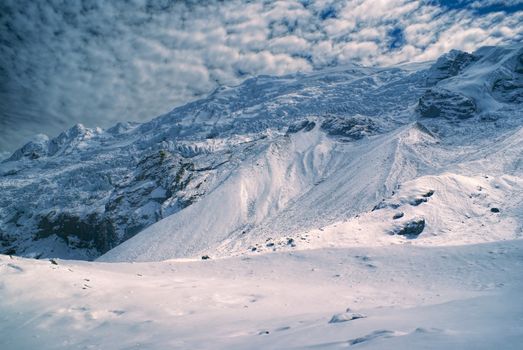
[426,49,477,86]
[36,212,117,253]
[392,218,425,239]
[491,51,523,104]
[417,88,476,120]
[492,78,523,103]
[104,150,204,242]
[321,115,380,140]
[286,120,316,134]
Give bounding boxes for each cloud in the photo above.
[1,0,522,154]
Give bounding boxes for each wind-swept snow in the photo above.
[2,241,523,349]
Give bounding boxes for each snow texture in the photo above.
[2,44,522,262]
[1,44,523,349]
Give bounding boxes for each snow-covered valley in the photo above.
[2,241,523,349]
[1,44,523,349]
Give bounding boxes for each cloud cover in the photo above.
[1,0,522,153]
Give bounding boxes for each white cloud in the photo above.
[339,41,380,64]
[0,0,521,153]
[269,35,311,55]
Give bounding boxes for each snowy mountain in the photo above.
[1,44,522,262]
[1,44,523,350]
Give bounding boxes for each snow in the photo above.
[2,45,521,260]
[1,44,523,349]
[2,241,523,349]
[295,172,523,249]
[100,118,523,261]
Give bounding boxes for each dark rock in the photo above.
[206,130,219,139]
[417,88,476,120]
[422,190,435,198]
[103,149,207,245]
[372,201,399,211]
[321,115,380,140]
[286,120,316,134]
[392,218,425,238]
[490,207,500,213]
[392,212,404,220]
[491,50,523,103]
[371,204,382,211]
[409,197,428,206]
[3,247,16,255]
[426,50,477,86]
[36,212,117,254]
[492,76,523,103]
[6,136,50,162]
[412,122,436,138]
[479,113,500,122]
[303,121,316,132]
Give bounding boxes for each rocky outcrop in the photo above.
[36,212,117,253]
[321,115,380,140]
[286,120,316,134]
[426,50,477,86]
[491,51,523,104]
[417,88,476,120]
[391,218,425,239]
[104,149,207,242]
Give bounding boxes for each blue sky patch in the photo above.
[432,0,523,14]
[388,27,405,50]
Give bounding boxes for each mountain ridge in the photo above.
[1,44,522,261]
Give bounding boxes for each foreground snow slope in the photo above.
[2,241,523,349]
[2,44,521,261]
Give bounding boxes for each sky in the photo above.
[1,0,522,155]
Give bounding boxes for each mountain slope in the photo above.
[1,44,522,261]
[1,44,523,350]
